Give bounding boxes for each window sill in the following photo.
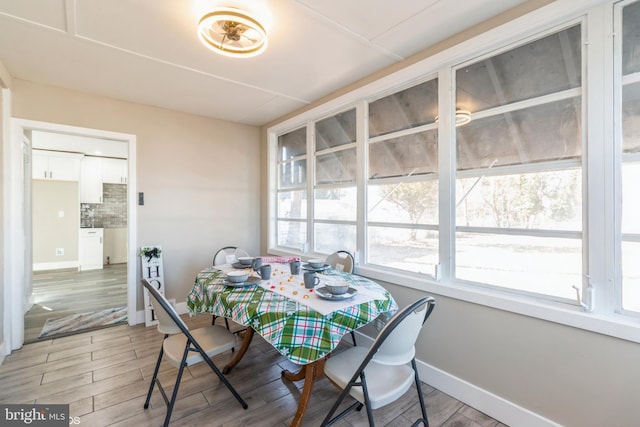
[356,265,640,344]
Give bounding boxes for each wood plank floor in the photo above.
[0,314,506,427]
[24,264,128,343]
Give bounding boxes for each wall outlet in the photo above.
[55,248,64,256]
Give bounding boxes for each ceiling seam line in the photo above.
[70,33,311,104]
[292,1,404,61]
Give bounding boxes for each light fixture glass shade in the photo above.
[455,110,471,126]
[198,8,267,58]
[434,109,472,127]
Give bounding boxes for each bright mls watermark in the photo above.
[0,405,77,426]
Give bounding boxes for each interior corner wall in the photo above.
[11,79,261,311]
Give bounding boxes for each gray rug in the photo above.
[39,306,128,338]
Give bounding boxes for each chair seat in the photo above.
[325,346,414,410]
[163,325,236,367]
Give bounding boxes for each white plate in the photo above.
[315,286,357,300]
[224,276,261,287]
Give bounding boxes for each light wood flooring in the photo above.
[24,264,128,343]
[0,313,506,427]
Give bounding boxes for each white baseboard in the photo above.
[353,331,559,427]
[416,360,560,427]
[133,301,189,326]
[33,261,78,271]
[175,301,188,315]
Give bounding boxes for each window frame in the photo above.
[266,0,640,344]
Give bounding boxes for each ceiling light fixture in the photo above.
[197,7,268,58]
[434,109,472,127]
[455,109,471,126]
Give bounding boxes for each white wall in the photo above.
[11,79,261,309]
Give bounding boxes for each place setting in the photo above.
[314,281,358,300]
[223,262,273,287]
[302,258,331,272]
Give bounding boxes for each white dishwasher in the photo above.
[79,228,104,271]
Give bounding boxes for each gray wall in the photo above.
[32,180,80,265]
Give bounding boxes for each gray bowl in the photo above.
[227,270,250,283]
[325,282,349,295]
[308,258,325,268]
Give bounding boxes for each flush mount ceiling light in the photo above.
[455,109,471,126]
[434,109,472,127]
[198,7,268,58]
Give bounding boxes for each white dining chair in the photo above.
[321,296,436,427]
[141,279,248,427]
[213,245,250,266]
[326,250,355,273]
[326,250,357,345]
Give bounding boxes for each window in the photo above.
[453,25,583,302]
[277,127,307,250]
[268,0,640,336]
[367,79,439,274]
[314,109,357,254]
[619,0,640,313]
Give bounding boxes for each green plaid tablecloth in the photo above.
[187,266,397,365]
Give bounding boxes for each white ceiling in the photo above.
[0,0,528,127]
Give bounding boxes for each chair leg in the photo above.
[350,330,357,346]
[412,358,429,427]
[360,372,376,427]
[162,343,191,427]
[321,373,369,427]
[191,339,248,409]
[144,337,167,409]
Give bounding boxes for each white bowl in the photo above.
[237,257,254,266]
[227,270,250,283]
[308,258,325,268]
[325,282,350,295]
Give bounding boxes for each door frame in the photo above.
[6,118,137,351]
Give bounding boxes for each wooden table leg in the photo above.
[222,327,255,374]
[281,358,327,427]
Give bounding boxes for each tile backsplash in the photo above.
[81,183,127,228]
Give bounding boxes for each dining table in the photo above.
[186,256,397,427]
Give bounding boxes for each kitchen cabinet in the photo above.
[32,150,81,181]
[79,228,103,271]
[102,158,128,184]
[80,157,103,203]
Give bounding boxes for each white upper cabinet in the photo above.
[32,150,81,181]
[80,157,103,203]
[102,158,128,184]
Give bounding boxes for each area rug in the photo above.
[39,306,128,338]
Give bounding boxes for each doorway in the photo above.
[5,119,137,351]
[25,131,130,342]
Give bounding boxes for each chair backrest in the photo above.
[142,278,188,335]
[326,250,354,273]
[370,296,436,365]
[213,246,250,265]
